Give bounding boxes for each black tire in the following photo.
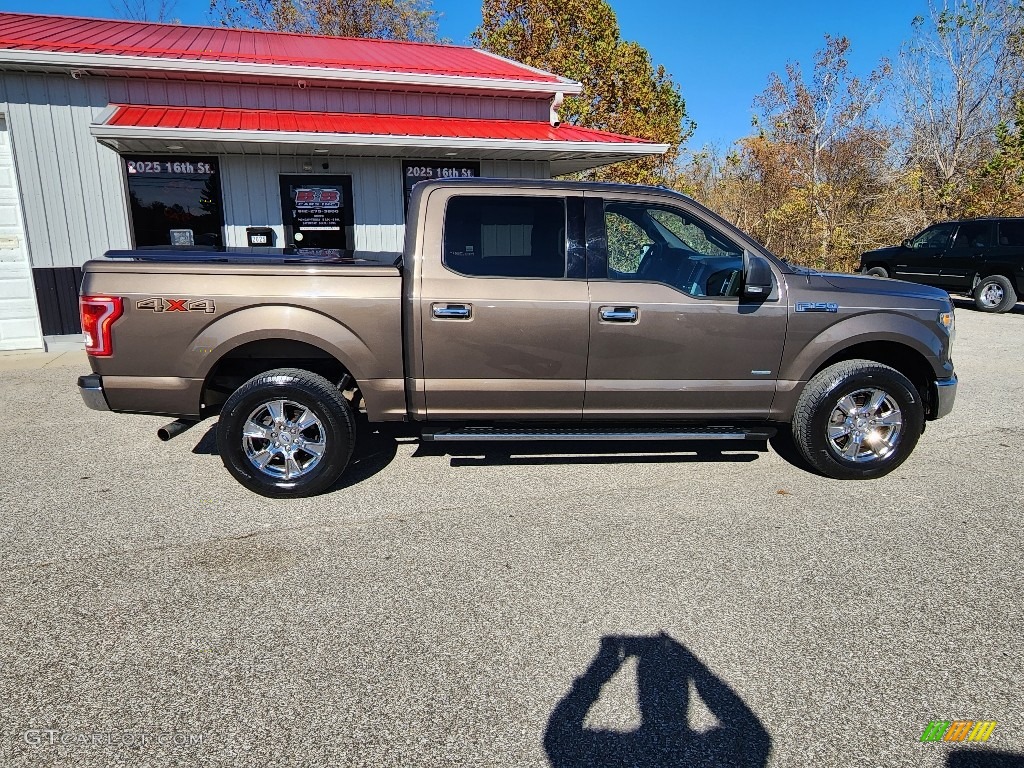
[217,368,356,498]
[791,360,924,480]
[864,266,889,278]
[973,274,1017,313]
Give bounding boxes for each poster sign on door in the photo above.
[279,175,354,252]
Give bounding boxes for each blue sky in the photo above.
[15,0,925,148]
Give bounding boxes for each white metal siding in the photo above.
[0,72,132,269]
[0,115,43,350]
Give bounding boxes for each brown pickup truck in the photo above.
[78,179,957,497]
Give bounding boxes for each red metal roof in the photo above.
[0,12,565,85]
[104,105,653,145]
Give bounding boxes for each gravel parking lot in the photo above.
[1,304,1022,767]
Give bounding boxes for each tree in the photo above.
[473,0,693,185]
[898,0,1024,217]
[111,0,178,22]
[750,35,892,265]
[209,0,439,41]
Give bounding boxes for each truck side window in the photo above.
[604,202,744,297]
[910,224,955,249]
[443,196,566,278]
[952,221,992,249]
[999,221,1024,247]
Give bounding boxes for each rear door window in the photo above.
[952,221,994,249]
[443,196,566,278]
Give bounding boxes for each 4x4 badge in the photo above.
[136,298,216,313]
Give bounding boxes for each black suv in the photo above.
[859,218,1024,312]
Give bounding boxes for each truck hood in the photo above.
[860,245,903,260]
[798,270,951,304]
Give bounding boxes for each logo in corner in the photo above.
[920,720,997,743]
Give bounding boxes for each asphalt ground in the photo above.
[0,303,1022,767]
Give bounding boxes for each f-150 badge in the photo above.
[136,298,216,313]
[795,302,839,313]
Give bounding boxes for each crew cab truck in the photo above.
[78,179,958,497]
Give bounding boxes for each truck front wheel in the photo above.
[791,360,923,480]
[217,368,356,498]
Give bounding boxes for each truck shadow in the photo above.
[191,421,400,490]
[413,439,765,468]
[546,633,771,768]
[947,750,1024,767]
[951,297,1024,315]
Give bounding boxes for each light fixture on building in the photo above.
[302,160,314,172]
[445,151,458,156]
[313,148,329,154]
[167,144,184,151]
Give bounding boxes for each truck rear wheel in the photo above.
[791,360,923,480]
[217,368,356,498]
[973,274,1017,313]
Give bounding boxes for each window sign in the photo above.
[403,161,480,208]
[279,175,355,252]
[124,156,223,248]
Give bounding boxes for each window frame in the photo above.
[439,193,585,281]
[597,198,747,300]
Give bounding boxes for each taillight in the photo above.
[80,296,123,357]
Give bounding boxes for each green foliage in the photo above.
[473,0,694,185]
[209,0,439,41]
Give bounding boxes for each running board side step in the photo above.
[422,426,776,442]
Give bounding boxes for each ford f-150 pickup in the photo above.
[77,179,958,497]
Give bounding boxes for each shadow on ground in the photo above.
[545,633,770,768]
[951,297,1024,316]
[191,420,401,491]
[947,750,1024,767]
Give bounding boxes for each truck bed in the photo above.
[81,251,406,420]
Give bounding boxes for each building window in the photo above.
[124,156,223,248]
[403,161,480,210]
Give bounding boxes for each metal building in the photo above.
[0,12,666,351]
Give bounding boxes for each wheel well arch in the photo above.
[974,270,1020,293]
[201,338,356,412]
[814,340,935,413]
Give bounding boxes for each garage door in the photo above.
[0,116,42,351]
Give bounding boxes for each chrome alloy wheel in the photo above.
[825,388,903,463]
[978,281,1005,309]
[242,399,327,480]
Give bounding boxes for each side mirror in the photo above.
[902,238,913,249]
[742,252,774,299]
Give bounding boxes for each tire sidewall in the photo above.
[866,267,888,278]
[804,368,923,480]
[218,377,353,498]
[973,275,1015,313]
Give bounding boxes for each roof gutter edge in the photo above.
[0,48,584,95]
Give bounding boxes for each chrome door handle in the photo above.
[599,306,638,322]
[432,303,472,319]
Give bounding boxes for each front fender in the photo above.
[780,311,948,384]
